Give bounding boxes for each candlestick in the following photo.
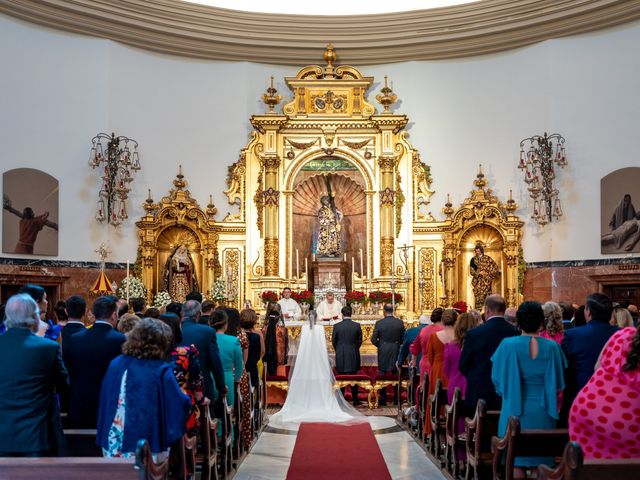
[392,250,395,277]
[126,260,130,303]
[351,256,355,288]
[359,249,364,279]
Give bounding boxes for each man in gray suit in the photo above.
[372,303,405,406]
[332,305,363,406]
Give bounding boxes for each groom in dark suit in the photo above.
[372,303,405,406]
[459,294,518,411]
[332,305,363,405]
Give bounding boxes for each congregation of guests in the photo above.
[0,282,639,470]
[0,286,268,459]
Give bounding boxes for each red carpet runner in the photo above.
[285,422,392,480]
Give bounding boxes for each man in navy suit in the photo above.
[63,295,125,428]
[180,300,226,412]
[0,294,69,456]
[60,295,86,348]
[459,294,519,411]
[559,292,618,426]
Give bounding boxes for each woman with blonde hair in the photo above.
[541,301,564,345]
[611,306,634,328]
[444,312,477,404]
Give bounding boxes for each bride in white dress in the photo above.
[268,311,363,428]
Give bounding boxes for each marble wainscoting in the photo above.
[523,258,640,303]
[0,258,127,306]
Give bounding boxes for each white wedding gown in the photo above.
[268,321,363,428]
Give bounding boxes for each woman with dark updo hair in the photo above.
[491,301,567,471]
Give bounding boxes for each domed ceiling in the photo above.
[185,0,478,15]
[1,0,639,64]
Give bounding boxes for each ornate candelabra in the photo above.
[518,132,567,225]
[88,132,140,226]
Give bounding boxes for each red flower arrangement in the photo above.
[452,300,468,313]
[368,291,403,304]
[345,290,367,305]
[291,290,315,306]
[260,290,278,303]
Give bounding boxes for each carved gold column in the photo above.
[378,156,397,276]
[261,156,280,276]
[442,235,456,307]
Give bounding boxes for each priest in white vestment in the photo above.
[278,287,302,321]
[316,291,343,321]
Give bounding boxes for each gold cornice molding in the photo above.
[2,1,639,64]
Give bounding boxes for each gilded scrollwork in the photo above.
[420,248,436,311]
[260,156,281,173]
[412,151,435,221]
[264,238,279,277]
[377,156,398,172]
[395,169,404,237]
[379,188,396,206]
[262,188,279,207]
[224,151,246,221]
[224,249,241,309]
[254,168,264,237]
[286,138,319,150]
[380,237,394,276]
[340,137,373,150]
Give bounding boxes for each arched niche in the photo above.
[441,169,524,308]
[136,172,219,301]
[290,157,368,281]
[457,224,505,307]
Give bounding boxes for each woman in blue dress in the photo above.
[211,310,244,408]
[491,301,567,469]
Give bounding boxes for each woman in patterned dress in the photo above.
[159,313,207,437]
[569,324,640,459]
[97,318,190,458]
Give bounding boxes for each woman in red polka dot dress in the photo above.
[569,325,640,459]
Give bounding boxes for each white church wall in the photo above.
[1,14,639,264]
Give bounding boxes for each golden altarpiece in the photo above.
[136,46,524,316]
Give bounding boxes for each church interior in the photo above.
[1,1,639,479]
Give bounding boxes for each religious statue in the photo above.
[163,244,198,302]
[316,195,343,257]
[469,243,500,309]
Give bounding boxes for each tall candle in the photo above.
[351,256,355,283]
[296,249,300,279]
[343,252,347,262]
[125,260,130,303]
[359,249,364,279]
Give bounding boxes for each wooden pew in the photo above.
[464,399,500,480]
[538,441,640,480]
[428,378,448,462]
[396,365,411,420]
[218,396,234,479]
[194,408,219,480]
[491,416,569,480]
[61,429,102,457]
[232,382,246,462]
[0,439,167,480]
[417,372,429,443]
[444,387,465,478]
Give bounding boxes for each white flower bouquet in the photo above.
[117,275,147,299]
[153,290,172,308]
[210,278,226,303]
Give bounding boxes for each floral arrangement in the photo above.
[260,290,279,303]
[452,300,468,313]
[210,278,227,303]
[291,290,315,306]
[368,290,403,304]
[345,290,367,305]
[153,291,172,308]
[117,275,146,299]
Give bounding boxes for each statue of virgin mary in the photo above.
[163,244,198,302]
